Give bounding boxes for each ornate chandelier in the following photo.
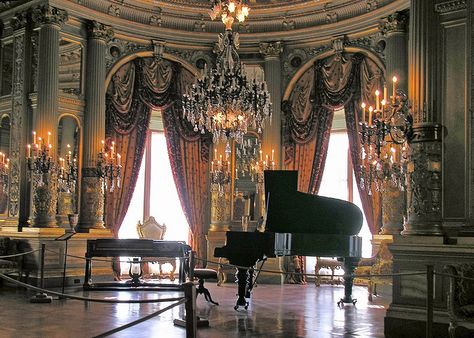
[182,1,271,152]
[210,152,231,196]
[359,77,413,193]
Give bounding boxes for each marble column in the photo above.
[30,5,68,228]
[402,0,443,236]
[78,21,113,231]
[379,12,408,235]
[259,42,283,169]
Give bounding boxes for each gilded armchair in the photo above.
[136,216,177,280]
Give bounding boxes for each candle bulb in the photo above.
[214,148,217,160]
[259,150,263,161]
[392,76,398,103]
[368,106,374,126]
[265,154,269,166]
[375,90,380,111]
[211,161,214,172]
[361,102,366,123]
[47,131,51,146]
[27,144,31,158]
[271,149,274,161]
[383,86,387,102]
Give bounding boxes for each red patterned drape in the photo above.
[283,67,333,193]
[162,104,210,263]
[283,53,384,234]
[105,57,210,258]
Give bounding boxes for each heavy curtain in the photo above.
[106,58,210,258]
[283,53,383,234]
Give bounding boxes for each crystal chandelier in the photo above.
[97,140,122,192]
[358,77,413,193]
[209,0,250,30]
[210,152,231,196]
[182,1,271,154]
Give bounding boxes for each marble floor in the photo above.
[0,282,390,338]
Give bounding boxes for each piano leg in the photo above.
[338,257,359,306]
[234,267,250,310]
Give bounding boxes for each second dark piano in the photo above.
[214,170,363,309]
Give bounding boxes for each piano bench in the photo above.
[194,268,219,306]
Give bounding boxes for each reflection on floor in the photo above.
[0,282,389,338]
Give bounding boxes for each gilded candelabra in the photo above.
[358,77,412,193]
[97,140,122,192]
[58,144,78,193]
[27,131,55,184]
[210,152,231,196]
[250,149,275,194]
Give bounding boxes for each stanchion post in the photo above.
[184,281,197,338]
[189,251,195,281]
[30,242,52,303]
[426,265,434,338]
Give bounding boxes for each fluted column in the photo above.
[78,21,113,231]
[30,5,68,228]
[403,0,443,236]
[259,42,283,169]
[379,12,408,235]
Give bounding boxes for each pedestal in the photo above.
[402,123,444,236]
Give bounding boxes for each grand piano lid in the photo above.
[264,170,363,235]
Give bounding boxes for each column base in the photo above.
[401,221,444,236]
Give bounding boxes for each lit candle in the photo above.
[211,161,214,172]
[271,149,274,161]
[27,144,31,158]
[381,99,386,118]
[47,131,51,146]
[214,148,217,160]
[272,161,275,170]
[361,102,366,123]
[368,106,374,126]
[375,90,380,111]
[265,154,269,166]
[392,76,398,103]
[383,85,387,103]
[111,141,115,158]
[235,167,238,179]
[259,150,263,161]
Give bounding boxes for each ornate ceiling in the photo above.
[1,0,410,48]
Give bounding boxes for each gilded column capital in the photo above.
[31,5,68,27]
[259,41,283,60]
[379,11,408,36]
[87,21,114,42]
[10,12,28,31]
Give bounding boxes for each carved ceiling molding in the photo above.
[434,0,467,14]
[51,0,407,41]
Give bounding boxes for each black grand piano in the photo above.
[214,170,363,309]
